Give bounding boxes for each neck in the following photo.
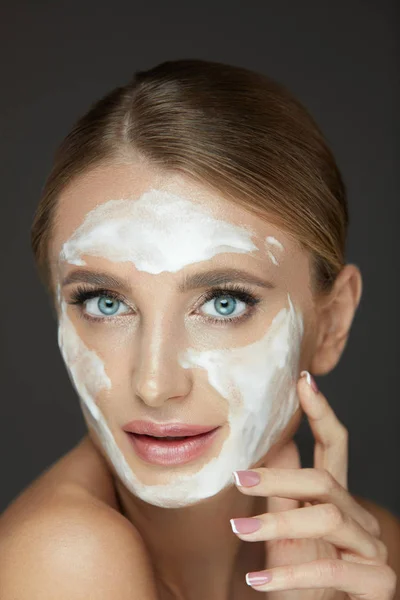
[113,476,266,600]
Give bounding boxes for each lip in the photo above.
[122,420,218,437]
[126,428,220,466]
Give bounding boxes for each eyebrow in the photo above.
[61,267,274,293]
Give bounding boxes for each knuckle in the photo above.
[317,559,345,582]
[376,539,389,562]
[380,565,397,596]
[337,424,349,442]
[321,502,345,529]
[368,566,397,599]
[316,469,337,496]
[369,515,382,538]
[285,564,298,583]
[272,511,290,536]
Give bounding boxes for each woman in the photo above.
[0,59,398,599]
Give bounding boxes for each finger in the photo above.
[265,441,301,513]
[230,502,387,562]
[245,560,397,598]
[299,371,348,489]
[233,467,380,537]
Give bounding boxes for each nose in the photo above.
[133,312,192,408]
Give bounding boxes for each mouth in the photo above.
[126,428,221,466]
[122,420,218,437]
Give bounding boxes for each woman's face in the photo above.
[49,161,317,508]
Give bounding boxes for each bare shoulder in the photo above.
[0,437,159,599]
[354,494,400,575]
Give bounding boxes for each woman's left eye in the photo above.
[67,284,261,325]
[198,287,260,324]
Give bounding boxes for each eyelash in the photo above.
[67,283,262,326]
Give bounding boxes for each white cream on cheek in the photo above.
[57,282,143,491]
[57,189,304,508]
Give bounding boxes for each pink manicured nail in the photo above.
[246,571,273,586]
[230,517,262,534]
[233,470,261,487]
[300,370,319,394]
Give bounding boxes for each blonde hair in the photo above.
[31,58,348,301]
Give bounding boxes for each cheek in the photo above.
[180,294,304,461]
[181,295,303,406]
[297,307,319,371]
[57,296,112,416]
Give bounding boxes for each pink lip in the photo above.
[122,420,218,437]
[126,428,220,466]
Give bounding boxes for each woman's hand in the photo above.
[230,371,397,598]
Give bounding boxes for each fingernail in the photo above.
[233,470,261,487]
[300,370,319,394]
[230,517,262,534]
[246,571,273,587]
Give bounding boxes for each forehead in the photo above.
[50,161,309,288]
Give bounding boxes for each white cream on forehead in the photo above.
[60,189,258,272]
[266,236,284,267]
[266,236,284,250]
[57,188,303,508]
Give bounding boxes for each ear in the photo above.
[310,264,362,376]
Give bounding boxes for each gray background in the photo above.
[0,1,398,516]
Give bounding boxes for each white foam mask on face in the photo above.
[57,188,304,508]
[265,235,284,266]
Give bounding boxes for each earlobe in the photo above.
[309,264,362,376]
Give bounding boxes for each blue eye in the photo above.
[84,295,130,317]
[199,290,251,322]
[210,295,238,316]
[98,297,119,315]
[67,283,261,326]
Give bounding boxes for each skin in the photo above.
[55,180,306,509]
[48,159,319,594]
[1,158,398,599]
[48,159,397,599]
[55,190,305,508]
[231,379,397,598]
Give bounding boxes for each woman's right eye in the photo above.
[68,286,132,322]
[84,295,131,318]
